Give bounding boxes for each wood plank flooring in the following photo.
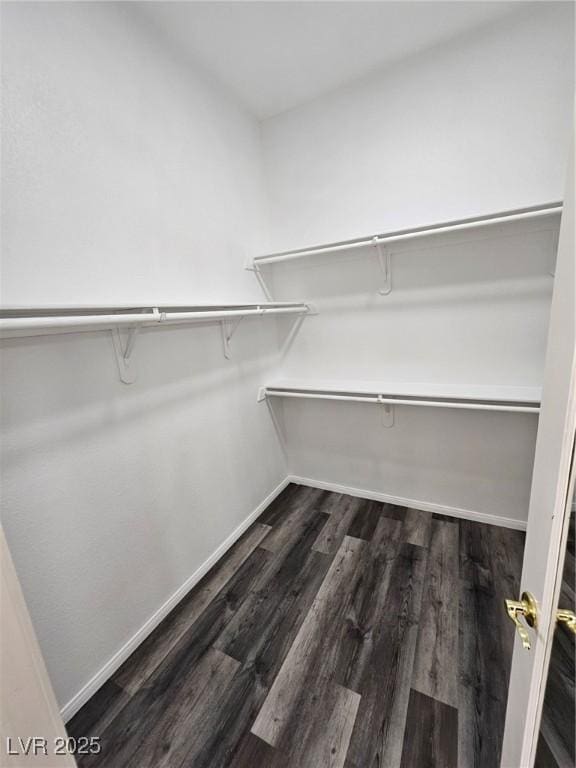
[68,484,524,768]
[535,506,575,768]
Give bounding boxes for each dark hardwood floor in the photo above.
[535,506,575,768]
[68,484,524,768]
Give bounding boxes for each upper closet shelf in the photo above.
[248,203,562,296]
[251,203,562,266]
[258,379,541,415]
[0,302,312,336]
[0,303,314,385]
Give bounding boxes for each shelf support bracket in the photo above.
[245,259,273,302]
[112,326,140,384]
[221,316,243,360]
[373,238,392,295]
[377,395,394,427]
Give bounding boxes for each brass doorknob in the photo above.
[556,608,576,634]
[505,592,538,650]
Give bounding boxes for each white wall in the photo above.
[283,401,539,527]
[260,3,573,523]
[0,1,285,715]
[270,219,558,387]
[262,3,574,250]
[1,1,268,305]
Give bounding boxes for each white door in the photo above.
[1,528,77,766]
[500,135,575,768]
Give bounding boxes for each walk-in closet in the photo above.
[1,2,574,767]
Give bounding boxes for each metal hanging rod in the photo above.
[260,386,540,415]
[0,303,312,336]
[252,202,562,267]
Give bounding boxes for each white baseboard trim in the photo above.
[60,476,290,722]
[288,475,528,532]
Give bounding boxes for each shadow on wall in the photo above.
[262,223,558,302]
[0,315,299,463]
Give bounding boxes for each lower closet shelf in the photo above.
[258,380,541,414]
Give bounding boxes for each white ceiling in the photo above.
[139,1,524,120]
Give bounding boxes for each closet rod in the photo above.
[161,306,306,323]
[263,389,540,414]
[0,304,310,335]
[252,202,562,265]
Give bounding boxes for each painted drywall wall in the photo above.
[268,217,559,387]
[0,1,286,714]
[259,3,573,522]
[284,401,538,527]
[261,3,574,250]
[1,1,269,306]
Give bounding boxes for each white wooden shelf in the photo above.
[251,203,562,267]
[259,379,541,414]
[248,202,562,297]
[0,302,312,336]
[0,303,313,385]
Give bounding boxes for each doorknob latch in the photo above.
[505,591,538,650]
[556,608,576,634]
